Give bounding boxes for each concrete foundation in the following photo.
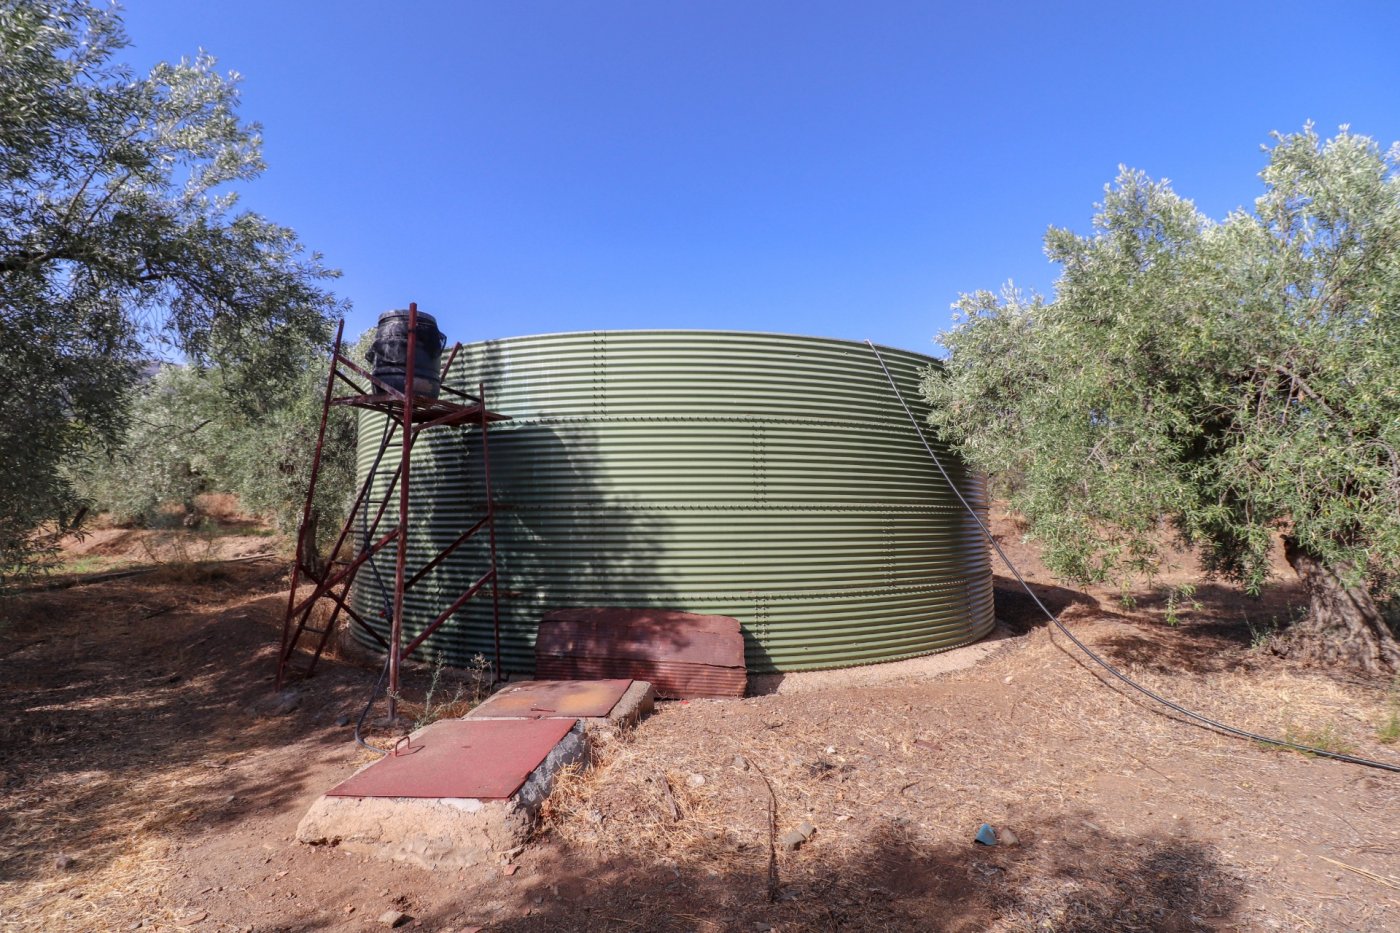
[296,722,588,870]
[297,680,657,869]
[595,679,656,734]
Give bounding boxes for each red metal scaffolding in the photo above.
[276,303,508,719]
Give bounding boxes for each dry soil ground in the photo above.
[2,514,1398,932]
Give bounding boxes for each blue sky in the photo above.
[120,1,1400,356]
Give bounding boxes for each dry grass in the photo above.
[191,492,250,525]
[0,744,239,931]
[5,516,1400,931]
[0,559,325,933]
[1380,709,1400,745]
[2,834,175,933]
[1378,679,1400,745]
[136,532,232,584]
[541,730,738,865]
[525,614,1400,930]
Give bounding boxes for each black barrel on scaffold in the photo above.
[368,309,447,398]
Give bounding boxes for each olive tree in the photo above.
[72,356,357,538]
[0,1,344,573]
[925,126,1400,674]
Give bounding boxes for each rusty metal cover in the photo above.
[468,679,632,719]
[535,609,746,699]
[535,656,746,700]
[326,718,576,800]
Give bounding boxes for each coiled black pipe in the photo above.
[867,340,1400,774]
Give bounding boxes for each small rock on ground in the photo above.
[779,821,816,851]
[248,689,301,718]
[378,909,410,927]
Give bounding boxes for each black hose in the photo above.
[354,655,392,755]
[866,340,1400,774]
[352,418,400,755]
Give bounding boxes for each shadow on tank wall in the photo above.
[393,338,697,675]
[357,331,996,680]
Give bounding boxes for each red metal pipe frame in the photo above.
[279,426,404,657]
[434,342,484,403]
[281,415,410,678]
[401,568,496,659]
[335,352,408,400]
[278,530,398,674]
[303,423,402,600]
[331,366,370,397]
[277,320,345,688]
[280,304,507,711]
[404,515,490,591]
[393,388,502,665]
[278,321,406,685]
[439,341,462,382]
[293,419,400,584]
[318,585,390,650]
[288,526,398,621]
[412,406,481,432]
[391,380,502,675]
[298,575,393,678]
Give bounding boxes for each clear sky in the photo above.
[119,1,1400,356]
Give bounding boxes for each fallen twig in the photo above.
[657,772,680,821]
[1319,855,1400,890]
[1122,748,1174,782]
[18,553,279,592]
[750,759,780,903]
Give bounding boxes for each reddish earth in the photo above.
[2,512,1398,932]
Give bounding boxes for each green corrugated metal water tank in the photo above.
[351,330,994,674]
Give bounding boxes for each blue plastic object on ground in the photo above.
[974,823,997,846]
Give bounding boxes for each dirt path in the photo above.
[2,531,1398,931]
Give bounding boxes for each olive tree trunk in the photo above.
[1280,536,1400,676]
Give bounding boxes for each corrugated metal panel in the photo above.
[534,608,748,699]
[535,655,748,700]
[351,330,994,674]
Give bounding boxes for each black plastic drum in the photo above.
[368,309,447,398]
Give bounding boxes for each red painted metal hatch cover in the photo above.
[326,718,577,800]
[468,679,632,719]
[536,608,747,699]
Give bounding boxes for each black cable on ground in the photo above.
[354,655,392,755]
[352,419,400,755]
[866,340,1400,774]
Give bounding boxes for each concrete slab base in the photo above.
[296,722,588,870]
[594,679,656,736]
[747,622,1018,696]
[467,678,656,735]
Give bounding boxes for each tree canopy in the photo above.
[69,353,358,538]
[924,126,1400,674]
[0,0,345,572]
